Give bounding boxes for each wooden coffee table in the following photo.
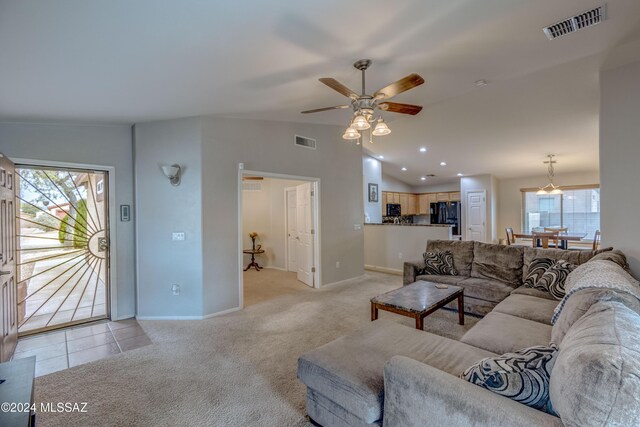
[371,281,464,330]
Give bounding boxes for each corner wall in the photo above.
[600,59,640,275]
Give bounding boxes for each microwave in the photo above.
[386,204,401,216]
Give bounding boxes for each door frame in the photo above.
[238,169,321,309]
[284,186,297,273]
[465,189,487,242]
[11,157,119,321]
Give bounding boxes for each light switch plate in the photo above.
[354,224,362,231]
[172,232,186,241]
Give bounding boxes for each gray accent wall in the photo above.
[201,117,364,316]
[600,59,640,276]
[133,118,204,318]
[0,122,136,319]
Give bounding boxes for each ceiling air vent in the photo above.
[295,135,317,150]
[543,4,606,40]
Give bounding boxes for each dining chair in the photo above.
[505,228,527,247]
[532,231,559,249]
[544,227,568,233]
[568,230,601,251]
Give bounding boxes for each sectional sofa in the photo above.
[297,240,640,426]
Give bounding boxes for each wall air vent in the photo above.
[242,182,262,191]
[543,4,606,40]
[295,135,317,150]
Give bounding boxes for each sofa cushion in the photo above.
[522,246,612,281]
[306,389,380,427]
[587,249,629,270]
[458,277,515,303]
[471,242,524,287]
[461,312,552,355]
[493,294,558,325]
[421,251,458,276]
[511,286,557,301]
[550,302,640,427]
[415,274,466,286]
[461,344,558,414]
[524,258,576,300]
[426,240,475,276]
[297,320,496,424]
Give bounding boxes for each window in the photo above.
[522,186,600,240]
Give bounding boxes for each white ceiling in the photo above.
[1,0,640,183]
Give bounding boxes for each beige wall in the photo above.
[496,171,600,239]
[381,173,413,193]
[600,59,640,276]
[242,177,305,270]
[460,174,497,242]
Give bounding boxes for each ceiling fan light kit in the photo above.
[302,59,425,141]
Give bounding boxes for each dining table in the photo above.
[513,231,588,250]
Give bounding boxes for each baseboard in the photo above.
[136,306,242,321]
[112,313,136,321]
[202,306,241,319]
[322,274,366,287]
[364,265,403,275]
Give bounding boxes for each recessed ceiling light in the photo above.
[401,167,407,171]
[457,173,464,176]
[379,155,384,159]
[419,147,427,153]
[420,177,426,181]
[440,161,447,166]
[475,79,488,87]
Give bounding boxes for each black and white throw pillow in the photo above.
[460,344,558,414]
[524,258,575,300]
[421,251,458,276]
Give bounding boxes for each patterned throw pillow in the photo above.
[460,344,558,414]
[524,258,576,300]
[421,251,458,276]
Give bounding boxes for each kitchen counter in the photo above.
[367,223,453,227]
[364,223,453,274]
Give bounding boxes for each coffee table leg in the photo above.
[457,294,464,325]
[371,303,378,321]
[415,315,424,330]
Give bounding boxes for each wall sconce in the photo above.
[161,164,182,186]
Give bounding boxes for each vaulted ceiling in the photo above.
[1,0,640,183]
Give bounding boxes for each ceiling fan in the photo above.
[301,59,425,141]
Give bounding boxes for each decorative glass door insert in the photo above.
[15,166,109,335]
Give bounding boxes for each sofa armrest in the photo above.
[403,261,423,285]
[383,356,563,427]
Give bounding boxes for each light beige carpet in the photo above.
[34,272,478,426]
[243,268,312,307]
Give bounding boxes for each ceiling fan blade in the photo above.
[374,74,425,100]
[378,102,423,115]
[301,105,350,114]
[319,78,359,99]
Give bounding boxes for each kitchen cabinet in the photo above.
[418,194,429,214]
[381,192,388,215]
[436,192,450,202]
[450,192,461,202]
[407,195,417,215]
[427,193,438,203]
[399,193,408,215]
[391,193,400,204]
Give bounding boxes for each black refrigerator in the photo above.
[430,201,461,236]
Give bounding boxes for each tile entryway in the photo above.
[12,318,151,377]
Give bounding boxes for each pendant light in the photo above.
[537,154,563,195]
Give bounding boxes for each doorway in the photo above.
[15,164,111,335]
[466,190,487,242]
[239,171,321,308]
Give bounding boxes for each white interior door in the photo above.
[296,182,314,287]
[286,188,298,273]
[466,191,487,242]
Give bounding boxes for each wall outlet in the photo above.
[171,284,180,295]
[354,223,362,231]
[398,252,403,259]
[172,232,185,241]
[336,261,341,269]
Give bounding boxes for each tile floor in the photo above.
[12,318,152,377]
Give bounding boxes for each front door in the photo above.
[286,188,298,273]
[296,183,314,287]
[15,165,110,335]
[0,154,18,362]
[466,190,487,242]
